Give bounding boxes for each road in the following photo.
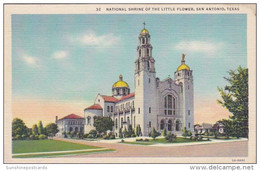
[54,138,248,157]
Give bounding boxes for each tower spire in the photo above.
[143,21,146,29]
[181,54,186,64]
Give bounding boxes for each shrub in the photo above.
[83,133,89,138]
[144,138,149,142]
[102,132,115,140]
[29,135,35,140]
[103,134,109,139]
[70,131,75,138]
[151,127,160,140]
[131,134,136,137]
[165,133,177,142]
[89,130,97,138]
[15,135,22,140]
[209,131,213,136]
[109,134,116,139]
[34,135,39,140]
[39,134,47,140]
[161,128,167,137]
[21,134,27,140]
[187,131,192,137]
[87,134,95,138]
[121,139,124,143]
[136,138,143,141]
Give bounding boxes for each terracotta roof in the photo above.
[101,95,119,102]
[85,104,103,110]
[59,114,84,120]
[119,92,135,101]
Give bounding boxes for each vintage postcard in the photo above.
[3,4,256,164]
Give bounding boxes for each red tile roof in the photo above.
[101,93,135,103]
[119,92,135,101]
[101,95,119,102]
[85,104,103,110]
[59,114,84,120]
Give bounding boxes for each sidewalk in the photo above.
[12,148,109,157]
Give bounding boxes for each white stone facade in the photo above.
[83,27,194,136]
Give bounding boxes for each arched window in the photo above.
[75,127,78,132]
[176,120,181,131]
[107,106,110,112]
[142,38,145,44]
[147,48,149,56]
[138,60,140,70]
[139,49,141,57]
[121,118,123,128]
[160,120,165,130]
[80,127,84,133]
[87,116,91,125]
[134,116,136,128]
[147,61,150,70]
[168,120,172,131]
[115,118,118,129]
[69,127,73,132]
[164,95,176,115]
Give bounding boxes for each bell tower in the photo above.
[134,23,157,136]
[174,54,194,132]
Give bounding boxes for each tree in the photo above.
[119,128,123,138]
[45,123,59,137]
[122,127,128,138]
[12,118,28,137]
[217,66,248,137]
[32,124,39,135]
[38,121,44,135]
[151,127,160,140]
[161,128,167,137]
[182,127,188,138]
[135,124,141,137]
[93,116,114,134]
[128,124,135,136]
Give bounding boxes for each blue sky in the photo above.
[12,14,247,106]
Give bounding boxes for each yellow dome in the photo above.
[113,75,129,88]
[177,54,190,71]
[141,28,149,34]
[177,64,190,71]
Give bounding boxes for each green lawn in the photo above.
[12,139,100,154]
[150,137,209,143]
[121,137,210,145]
[121,141,151,145]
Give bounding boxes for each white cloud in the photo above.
[174,41,224,54]
[52,50,69,59]
[69,31,120,47]
[22,54,39,67]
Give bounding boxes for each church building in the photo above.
[83,25,194,136]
